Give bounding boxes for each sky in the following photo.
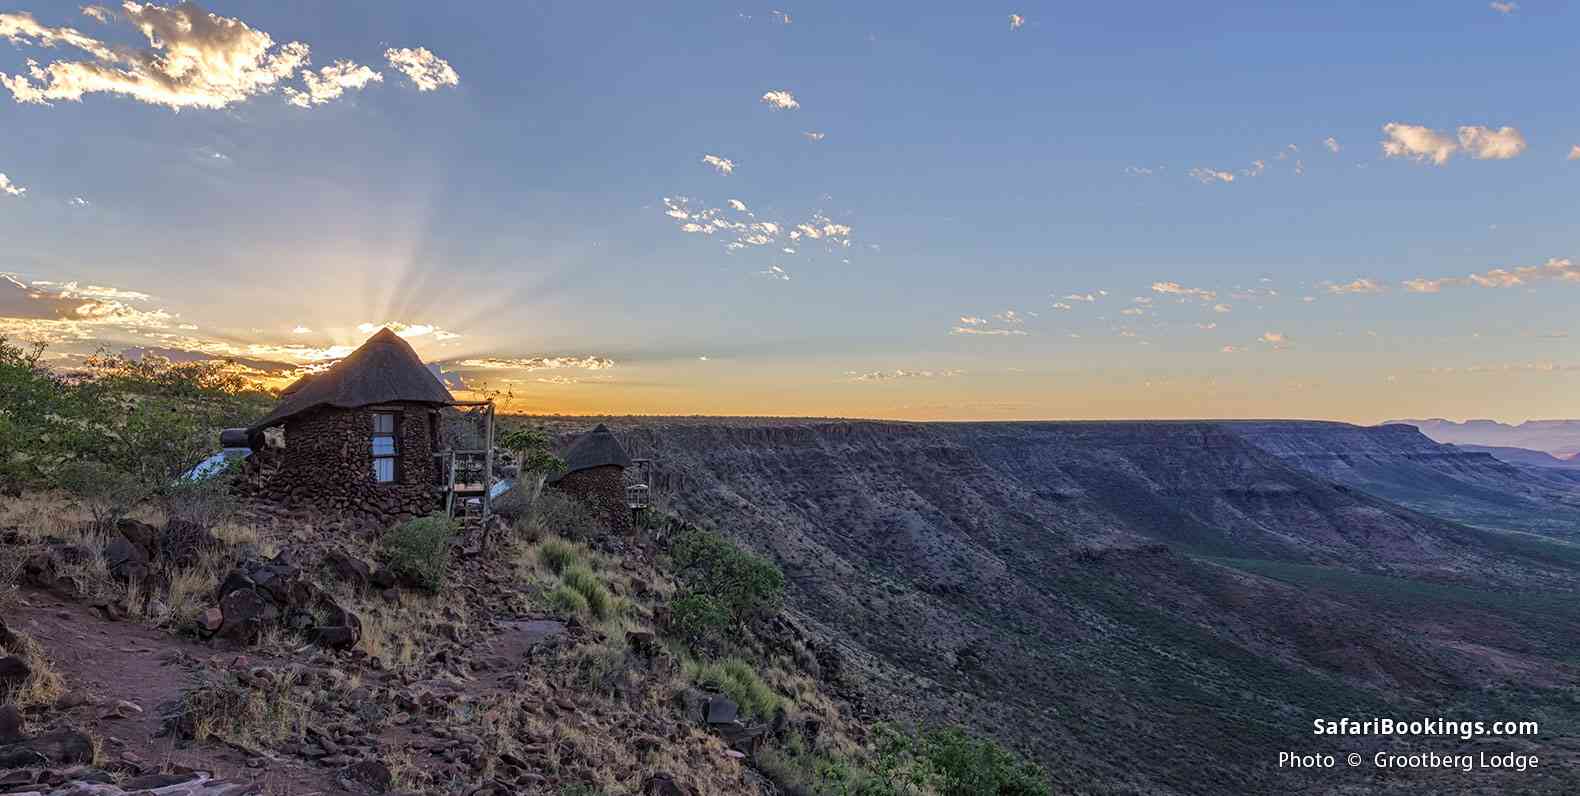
[1,1,1578,423]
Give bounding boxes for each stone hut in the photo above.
[548,423,634,534]
[241,328,455,524]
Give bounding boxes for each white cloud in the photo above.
[1063,293,1098,302]
[702,154,736,175]
[1188,167,1235,184]
[1458,126,1525,160]
[1490,1,1518,13]
[67,196,89,207]
[958,316,988,326]
[1381,123,1458,165]
[1241,159,1266,178]
[1569,145,1580,161]
[383,47,458,92]
[285,59,381,107]
[1259,331,1290,349]
[357,321,460,340]
[1324,277,1386,295]
[994,309,1031,324]
[1213,303,1233,313]
[727,199,748,212]
[0,173,24,196]
[1404,257,1580,293]
[1221,345,1244,353]
[950,326,1028,336]
[802,131,825,142]
[761,89,799,110]
[1324,136,1340,153]
[455,355,614,371]
[759,264,790,280]
[1123,165,1155,176]
[848,368,964,382]
[1151,281,1217,301]
[0,3,310,110]
[291,325,312,334]
[1009,14,1025,30]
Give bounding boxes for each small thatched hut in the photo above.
[241,328,454,523]
[548,423,633,533]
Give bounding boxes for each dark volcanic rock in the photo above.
[216,588,278,641]
[104,536,150,583]
[0,704,22,743]
[0,728,95,766]
[0,657,29,691]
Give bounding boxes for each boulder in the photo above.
[641,773,694,796]
[341,759,393,792]
[704,695,737,724]
[315,626,358,649]
[0,615,16,649]
[325,551,372,591]
[114,518,162,559]
[0,657,29,691]
[216,588,278,642]
[198,607,224,635]
[0,728,95,766]
[104,536,150,583]
[161,519,220,568]
[0,703,22,743]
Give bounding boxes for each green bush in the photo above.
[56,460,153,528]
[380,515,454,591]
[669,525,784,625]
[668,591,731,650]
[686,657,782,720]
[538,537,582,575]
[561,564,614,620]
[868,724,1051,796]
[546,583,588,616]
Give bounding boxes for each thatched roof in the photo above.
[246,328,454,436]
[549,423,632,482]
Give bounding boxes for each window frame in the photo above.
[371,410,401,484]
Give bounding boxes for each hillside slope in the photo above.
[591,418,1580,794]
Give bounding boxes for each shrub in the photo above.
[57,460,153,528]
[668,592,732,650]
[669,525,785,625]
[561,564,614,620]
[161,458,241,529]
[538,537,582,575]
[381,515,455,591]
[686,657,782,720]
[546,584,588,616]
[865,724,1051,796]
[525,489,605,542]
[179,670,306,748]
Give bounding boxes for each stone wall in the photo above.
[551,464,632,534]
[249,403,441,526]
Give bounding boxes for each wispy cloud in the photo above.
[1151,281,1217,301]
[1324,136,1340,153]
[847,368,964,382]
[662,195,855,255]
[454,355,614,371]
[802,131,825,142]
[1009,14,1025,30]
[950,326,1028,336]
[285,60,381,108]
[758,264,790,280]
[1490,1,1518,13]
[383,46,459,91]
[1324,277,1387,295]
[1381,122,1526,165]
[761,89,799,110]
[1570,145,1580,161]
[701,154,736,175]
[1404,257,1580,293]
[356,321,461,340]
[1188,167,1235,184]
[1259,331,1290,349]
[0,173,24,197]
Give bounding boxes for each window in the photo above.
[372,412,399,483]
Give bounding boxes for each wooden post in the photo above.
[482,401,495,521]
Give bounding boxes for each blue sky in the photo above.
[1,1,1577,422]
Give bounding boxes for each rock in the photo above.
[0,616,15,649]
[642,772,694,796]
[704,695,737,724]
[0,769,33,787]
[325,551,373,591]
[162,520,222,568]
[0,728,96,766]
[114,518,162,557]
[104,536,151,583]
[315,626,358,649]
[199,607,224,634]
[0,704,22,743]
[626,630,658,656]
[217,588,278,642]
[122,772,200,789]
[0,657,30,691]
[341,759,393,791]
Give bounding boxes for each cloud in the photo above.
[454,355,614,371]
[1458,126,1526,160]
[1062,293,1098,302]
[1151,281,1217,302]
[1381,122,1526,165]
[1324,136,1340,153]
[1241,160,1266,178]
[0,3,310,110]
[67,196,89,206]
[663,196,853,254]
[0,173,24,197]
[1405,257,1580,293]
[949,326,1027,336]
[1570,145,1580,161]
[802,131,825,142]
[383,46,458,91]
[758,264,790,280]
[1009,14,1025,30]
[760,89,799,110]
[1259,331,1290,349]
[1381,123,1458,165]
[0,274,175,340]
[291,325,312,334]
[994,309,1032,324]
[1213,303,1233,313]
[1324,278,1386,295]
[284,59,380,107]
[847,368,964,382]
[356,321,461,340]
[958,316,988,326]
[1221,345,1244,353]
[701,154,736,175]
[727,199,748,212]
[1188,167,1235,184]
[1123,165,1155,176]
[1490,1,1517,12]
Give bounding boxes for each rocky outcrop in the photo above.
[205,550,362,648]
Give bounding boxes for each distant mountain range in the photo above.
[1453,444,1580,468]
[1388,418,1580,458]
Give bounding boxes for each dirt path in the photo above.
[10,588,342,795]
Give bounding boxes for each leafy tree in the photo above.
[499,426,566,508]
[669,525,785,625]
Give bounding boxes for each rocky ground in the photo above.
[0,493,863,795]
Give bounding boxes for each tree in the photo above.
[499,426,566,508]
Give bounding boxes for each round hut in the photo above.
[548,423,634,534]
[241,328,455,524]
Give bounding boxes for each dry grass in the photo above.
[181,669,306,750]
[0,629,67,709]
